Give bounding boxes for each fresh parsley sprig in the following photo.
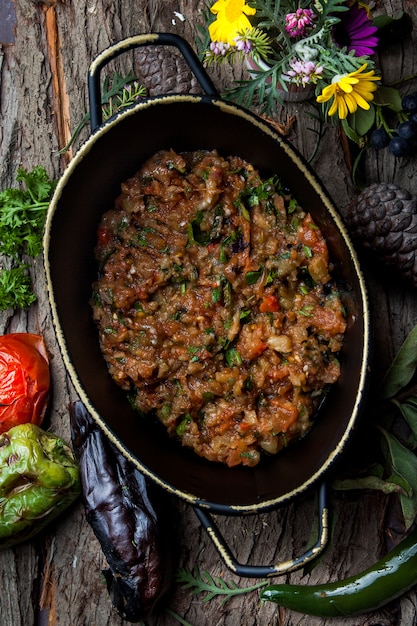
[0,166,55,258]
[0,265,37,310]
[0,166,56,310]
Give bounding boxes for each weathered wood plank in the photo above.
[0,1,416,625]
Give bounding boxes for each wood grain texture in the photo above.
[0,1,417,624]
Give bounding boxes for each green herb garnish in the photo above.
[176,566,268,605]
[245,267,263,285]
[0,166,56,310]
[225,347,243,367]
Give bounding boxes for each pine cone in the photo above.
[345,182,417,286]
[133,46,200,97]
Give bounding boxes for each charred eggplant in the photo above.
[70,401,174,622]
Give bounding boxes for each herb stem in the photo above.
[165,608,194,626]
[176,566,269,605]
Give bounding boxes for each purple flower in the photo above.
[285,8,316,38]
[209,41,231,56]
[332,2,378,57]
[235,36,253,54]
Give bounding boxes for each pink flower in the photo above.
[285,8,316,38]
[284,58,324,86]
[235,36,253,53]
[209,41,231,56]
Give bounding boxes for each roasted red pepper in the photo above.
[70,401,174,622]
[0,333,50,434]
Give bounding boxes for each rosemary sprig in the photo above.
[175,566,269,605]
[102,79,147,120]
[60,72,146,153]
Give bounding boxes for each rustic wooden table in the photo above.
[1,1,417,625]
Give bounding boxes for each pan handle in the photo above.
[193,482,329,578]
[88,32,219,132]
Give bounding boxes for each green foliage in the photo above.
[0,166,55,258]
[374,86,403,112]
[226,64,287,115]
[380,428,417,529]
[0,166,55,310]
[333,322,417,530]
[101,79,147,120]
[0,73,146,310]
[344,106,375,144]
[381,324,417,400]
[60,72,146,153]
[165,609,193,626]
[0,265,37,310]
[197,1,415,165]
[175,566,268,605]
[196,2,216,58]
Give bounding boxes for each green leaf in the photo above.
[341,118,363,146]
[373,86,403,112]
[175,566,268,605]
[331,474,408,495]
[379,428,417,530]
[225,347,242,367]
[392,397,417,448]
[16,166,56,203]
[381,323,417,399]
[384,471,413,496]
[347,105,376,138]
[245,268,263,285]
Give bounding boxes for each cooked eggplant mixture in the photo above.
[91,149,346,467]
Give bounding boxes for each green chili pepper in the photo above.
[261,526,417,617]
[0,423,81,549]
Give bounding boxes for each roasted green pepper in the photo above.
[261,525,417,617]
[0,423,81,549]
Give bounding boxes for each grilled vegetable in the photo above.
[0,423,80,549]
[261,524,417,617]
[69,401,174,622]
[0,333,50,434]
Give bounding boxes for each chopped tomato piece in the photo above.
[97,226,112,246]
[259,294,279,313]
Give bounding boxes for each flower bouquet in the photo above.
[197,0,414,154]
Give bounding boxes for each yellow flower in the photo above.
[316,63,380,120]
[209,0,256,46]
[354,0,372,18]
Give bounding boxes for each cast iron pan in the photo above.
[44,33,371,577]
